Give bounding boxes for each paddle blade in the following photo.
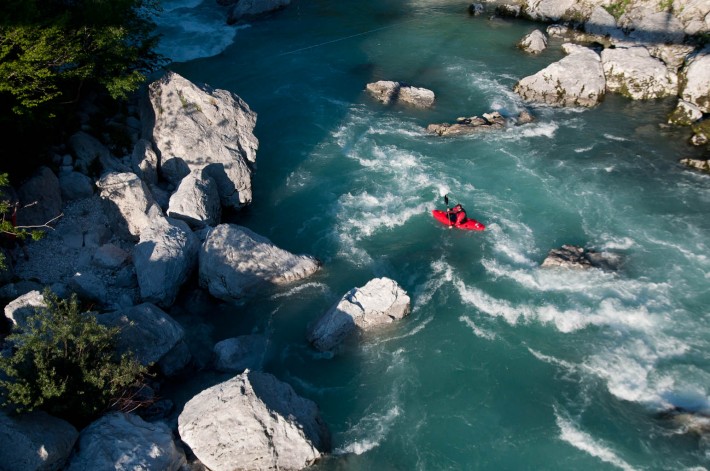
[444,195,449,206]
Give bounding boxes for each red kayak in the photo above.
[432,209,485,231]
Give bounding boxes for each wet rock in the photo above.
[427,111,506,136]
[468,3,484,16]
[541,244,620,270]
[178,370,330,471]
[679,158,710,173]
[366,80,435,108]
[307,277,411,352]
[213,334,267,373]
[669,99,704,125]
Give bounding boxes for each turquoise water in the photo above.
[156,1,710,469]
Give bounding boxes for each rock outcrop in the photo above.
[680,46,710,114]
[514,43,606,107]
[178,370,330,471]
[144,71,258,209]
[366,80,436,108]
[0,411,78,471]
[96,172,161,241]
[427,112,506,136]
[307,277,411,352]
[167,168,221,229]
[518,29,548,54]
[601,46,678,99]
[199,224,321,302]
[66,412,185,471]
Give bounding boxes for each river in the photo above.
[155,1,710,469]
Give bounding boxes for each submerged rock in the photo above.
[541,244,620,270]
[178,370,330,471]
[427,112,506,136]
[307,277,411,351]
[366,80,435,108]
[679,158,710,173]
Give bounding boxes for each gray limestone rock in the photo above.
[669,99,704,125]
[97,303,190,375]
[16,167,62,228]
[541,244,620,270]
[133,208,198,307]
[58,171,94,201]
[518,29,548,54]
[681,46,710,113]
[167,168,221,228]
[69,271,108,304]
[213,334,267,373]
[199,224,321,302]
[427,112,506,136]
[66,412,185,471]
[366,80,436,108]
[68,131,129,175]
[131,139,159,185]
[178,370,330,471]
[514,43,606,108]
[680,158,710,173]
[96,172,162,241]
[145,71,258,208]
[601,46,678,99]
[0,411,78,471]
[307,277,411,352]
[92,243,129,269]
[4,290,45,329]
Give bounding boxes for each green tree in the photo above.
[0,290,148,426]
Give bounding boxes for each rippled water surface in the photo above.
[156,1,710,469]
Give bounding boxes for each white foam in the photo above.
[271,282,331,299]
[459,315,496,340]
[334,406,401,455]
[528,348,578,372]
[555,409,637,471]
[517,121,559,139]
[603,133,630,142]
[575,145,595,153]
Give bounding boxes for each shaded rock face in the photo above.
[133,209,199,307]
[16,166,62,228]
[0,411,78,471]
[144,70,258,209]
[427,112,506,136]
[514,43,606,108]
[681,46,710,113]
[541,244,620,270]
[96,172,161,241]
[199,224,321,302]
[178,370,330,471]
[680,158,710,173]
[601,46,678,99]
[307,277,411,352]
[167,168,221,229]
[366,80,435,108]
[213,334,267,373]
[97,303,190,376]
[518,29,548,54]
[66,412,185,471]
[59,172,94,201]
[669,99,704,125]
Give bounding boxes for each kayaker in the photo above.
[447,204,467,225]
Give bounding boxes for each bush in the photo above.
[0,290,148,426]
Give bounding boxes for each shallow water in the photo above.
[156,1,710,469]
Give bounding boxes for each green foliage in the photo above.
[658,0,674,12]
[604,0,632,20]
[0,290,148,426]
[0,0,164,116]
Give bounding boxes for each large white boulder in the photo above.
[97,303,190,376]
[0,411,78,471]
[199,224,320,302]
[514,43,606,108]
[366,80,435,108]
[681,46,710,113]
[520,0,578,21]
[133,208,199,307]
[178,370,330,471]
[145,71,258,208]
[307,277,411,351]
[66,412,185,471]
[96,172,162,241]
[601,46,678,99]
